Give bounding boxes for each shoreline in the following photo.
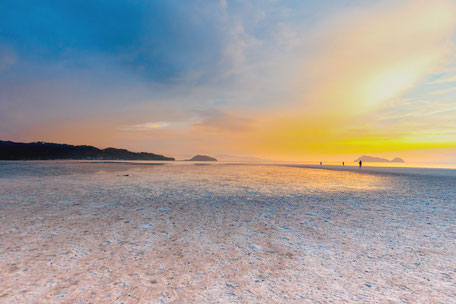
[280,163,456,177]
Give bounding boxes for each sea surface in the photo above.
[0,161,455,303]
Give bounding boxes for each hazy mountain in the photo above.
[390,157,405,163]
[215,154,264,161]
[354,155,405,163]
[187,155,217,161]
[0,140,174,161]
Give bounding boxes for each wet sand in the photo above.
[1,161,455,303]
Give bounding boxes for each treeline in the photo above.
[0,140,175,161]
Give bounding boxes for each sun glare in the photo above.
[362,67,418,105]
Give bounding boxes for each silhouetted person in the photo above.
[320,161,322,165]
[359,160,362,168]
[342,162,344,166]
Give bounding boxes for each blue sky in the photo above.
[1,0,378,84]
[0,0,356,125]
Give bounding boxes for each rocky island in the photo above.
[354,155,404,163]
[187,155,217,161]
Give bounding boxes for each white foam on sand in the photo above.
[0,161,455,303]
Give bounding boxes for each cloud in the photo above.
[221,21,260,76]
[2,0,456,161]
[430,87,456,95]
[377,98,456,121]
[240,0,456,159]
[120,122,169,131]
[0,1,226,82]
[193,109,252,132]
[427,73,456,84]
[296,0,456,115]
[220,0,227,10]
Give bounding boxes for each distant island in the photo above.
[187,155,217,161]
[354,155,404,163]
[0,140,175,161]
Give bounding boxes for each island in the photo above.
[354,155,404,163]
[0,140,174,161]
[187,155,217,161]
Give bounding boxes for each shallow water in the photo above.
[0,161,455,303]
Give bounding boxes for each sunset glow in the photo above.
[1,0,455,162]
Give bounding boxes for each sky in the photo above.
[1,0,456,162]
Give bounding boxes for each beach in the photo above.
[1,161,455,303]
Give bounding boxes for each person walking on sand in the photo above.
[320,161,322,166]
[342,162,344,166]
[359,160,362,168]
